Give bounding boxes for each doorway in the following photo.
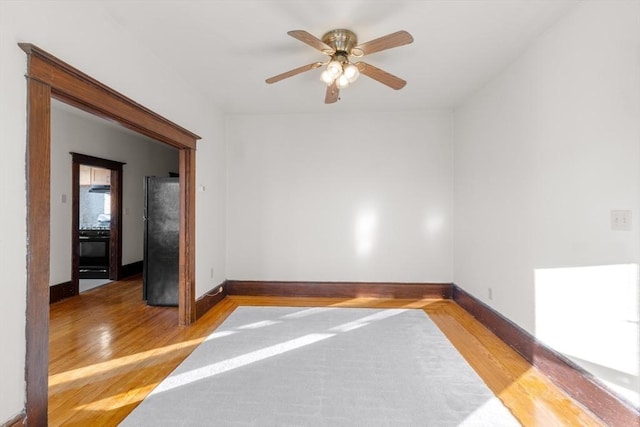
[22,43,200,424]
[72,153,125,294]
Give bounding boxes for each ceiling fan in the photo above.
[266,29,413,104]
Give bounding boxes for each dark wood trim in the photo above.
[452,284,639,427]
[49,281,74,304]
[71,159,80,295]
[1,411,26,427]
[195,282,228,320]
[226,281,453,299]
[25,72,51,427]
[69,152,125,170]
[19,44,199,150]
[110,167,123,280]
[453,285,535,360]
[178,148,196,326]
[21,43,201,425]
[121,261,144,279]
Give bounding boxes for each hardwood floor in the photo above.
[49,277,604,426]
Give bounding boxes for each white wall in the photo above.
[227,111,454,282]
[50,103,179,285]
[454,0,640,405]
[0,3,227,423]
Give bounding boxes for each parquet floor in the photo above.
[48,277,603,426]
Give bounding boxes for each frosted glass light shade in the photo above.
[327,60,343,78]
[320,70,334,85]
[336,74,350,89]
[343,63,360,83]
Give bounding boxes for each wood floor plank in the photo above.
[49,279,604,426]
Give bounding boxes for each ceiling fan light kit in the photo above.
[321,51,360,89]
[266,28,413,104]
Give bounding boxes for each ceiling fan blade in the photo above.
[352,30,413,56]
[355,62,407,90]
[288,30,335,55]
[325,81,339,104]
[265,62,323,84]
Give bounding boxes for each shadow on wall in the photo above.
[535,263,640,408]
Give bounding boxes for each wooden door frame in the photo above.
[71,153,125,292]
[21,43,200,425]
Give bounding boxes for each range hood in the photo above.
[88,185,111,194]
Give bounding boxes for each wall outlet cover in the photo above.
[611,210,632,231]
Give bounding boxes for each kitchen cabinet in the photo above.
[92,168,111,185]
[80,165,111,186]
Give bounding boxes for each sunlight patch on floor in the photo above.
[329,308,408,332]
[151,333,336,395]
[49,338,202,387]
[74,384,157,411]
[236,319,281,329]
[150,307,411,396]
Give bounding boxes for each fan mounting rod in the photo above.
[321,29,362,56]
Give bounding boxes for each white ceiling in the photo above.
[102,0,578,115]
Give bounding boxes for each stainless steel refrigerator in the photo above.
[143,176,179,306]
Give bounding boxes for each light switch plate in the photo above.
[611,210,632,231]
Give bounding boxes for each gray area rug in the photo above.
[120,306,520,426]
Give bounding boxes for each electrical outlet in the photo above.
[210,268,214,279]
[488,288,493,300]
[611,210,632,231]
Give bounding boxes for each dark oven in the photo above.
[79,229,110,279]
